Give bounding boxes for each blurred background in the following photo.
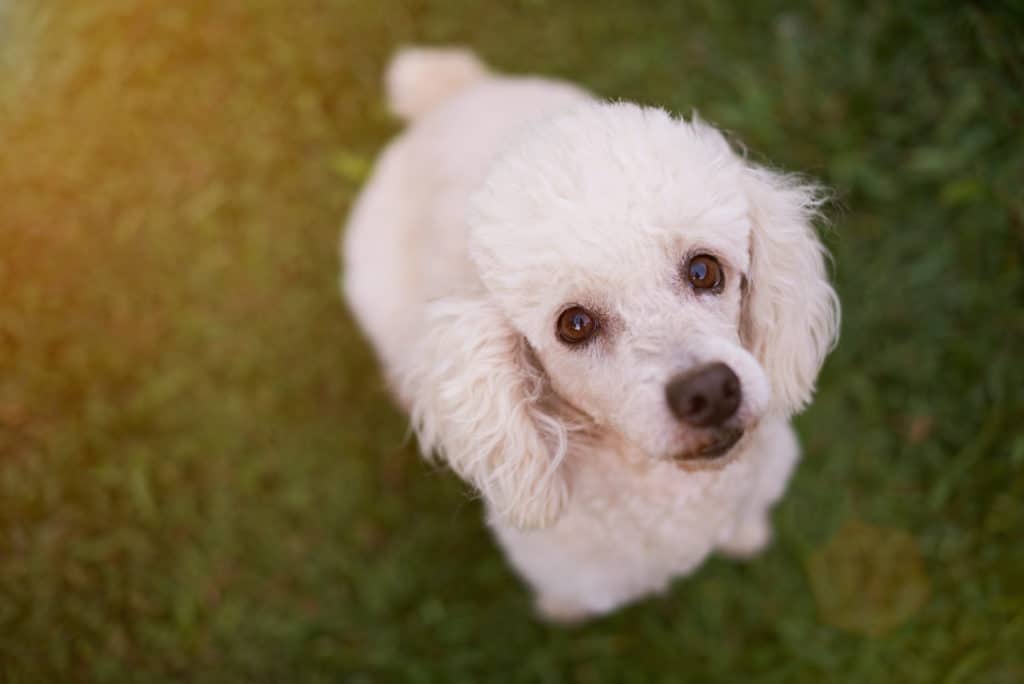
[1,0,1022,681]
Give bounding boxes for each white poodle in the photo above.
[341,47,839,622]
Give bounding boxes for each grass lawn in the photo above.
[1,0,1022,681]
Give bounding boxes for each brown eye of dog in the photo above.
[557,306,597,345]
[686,254,723,291]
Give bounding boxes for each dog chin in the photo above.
[668,427,748,470]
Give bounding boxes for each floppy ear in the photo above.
[398,295,570,529]
[741,166,840,415]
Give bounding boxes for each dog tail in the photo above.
[385,46,488,123]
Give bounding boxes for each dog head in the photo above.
[404,103,839,529]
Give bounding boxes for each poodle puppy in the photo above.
[341,47,839,622]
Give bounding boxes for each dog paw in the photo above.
[535,595,592,626]
[719,514,772,559]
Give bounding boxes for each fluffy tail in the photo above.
[385,47,488,123]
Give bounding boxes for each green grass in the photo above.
[1,0,1022,681]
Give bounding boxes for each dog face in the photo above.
[407,103,838,528]
[471,103,839,463]
[494,224,773,467]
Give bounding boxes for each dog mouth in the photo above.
[672,428,745,463]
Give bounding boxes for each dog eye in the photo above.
[686,254,723,292]
[556,306,597,345]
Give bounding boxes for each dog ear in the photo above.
[399,295,570,529]
[740,166,840,415]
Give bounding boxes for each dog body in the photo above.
[342,49,838,621]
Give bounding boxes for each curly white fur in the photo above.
[399,296,572,529]
[341,47,839,621]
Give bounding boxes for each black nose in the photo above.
[666,363,742,427]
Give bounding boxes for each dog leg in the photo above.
[717,510,772,558]
[535,594,593,625]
